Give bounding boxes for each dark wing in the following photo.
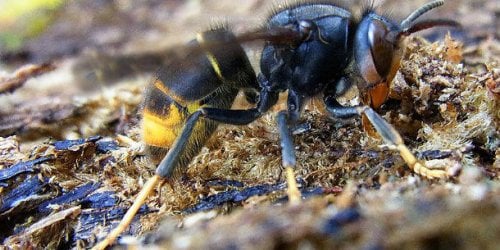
[71,27,302,86]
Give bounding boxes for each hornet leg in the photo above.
[200,100,302,204]
[93,111,203,250]
[324,96,447,179]
[94,90,278,249]
[199,88,302,204]
[357,106,447,178]
[271,89,307,204]
[201,88,279,125]
[201,107,302,204]
[277,111,301,204]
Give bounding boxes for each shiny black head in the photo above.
[353,0,459,108]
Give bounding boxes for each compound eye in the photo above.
[355,17,401,109]
[367,19,395,81]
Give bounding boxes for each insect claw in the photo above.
[412,161,448,179]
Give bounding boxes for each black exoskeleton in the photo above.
[95,1,459,248]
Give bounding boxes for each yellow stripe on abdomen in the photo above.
[142,101,202,148]
[153,79,189,106]
[196,33,225,81]
[142,103,183,148]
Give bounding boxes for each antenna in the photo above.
[400,0,444,29]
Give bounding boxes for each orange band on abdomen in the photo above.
[142,107,183,148]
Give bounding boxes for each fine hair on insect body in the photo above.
[93,1,459,249]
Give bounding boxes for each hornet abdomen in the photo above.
[141,28,257,173]
[142,80,238,171]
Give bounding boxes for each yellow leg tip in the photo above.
[285,167,301,204]
[413,162,448,179]
[92,175,162,250]
[397,145,448,179]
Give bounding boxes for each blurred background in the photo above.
[0,0,497,64]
